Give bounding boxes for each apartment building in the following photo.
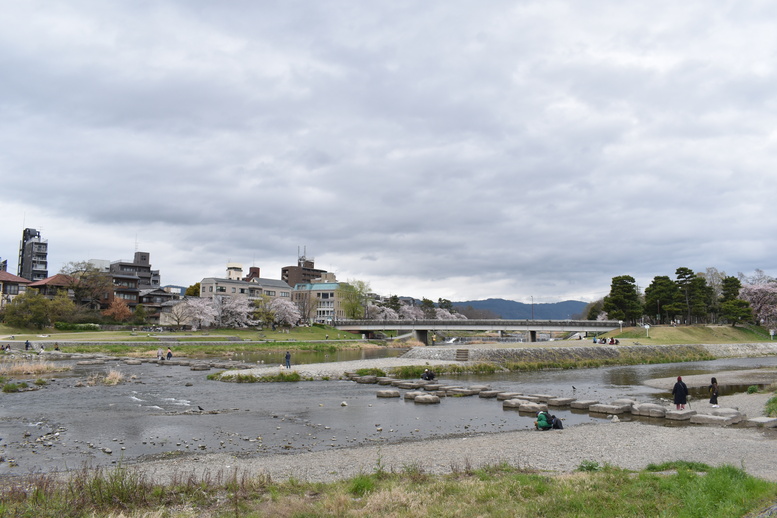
[281,254,328,288]
[17,228,48,281]
[200,263,292,302]
[292,273,346,324]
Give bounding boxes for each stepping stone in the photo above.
[376,390,400,398]
[690,414,736,425]
[518,396,542,403]
[423,384,442,391]
[745,417,777,428]
[497,392,523,400]
[447,388,479,396]
[502,399,530,409]
[355,376,378,384]
[404,391,426,400]
[632,403,666,417]
[589,403,631,415]
[612,398,638,406]
[396,381,423,389]
[528,394,555,402]
[190,365,211,371]
[377,377,395,385]
[709,408,743,424]
[414,394,441,404]
[124,360,142,365]
[548,397,576,407]
[570,400,599,409]
[479,390,500,398]
[665,409,697,420]
[468,385,491,392]
[519,402,548,413]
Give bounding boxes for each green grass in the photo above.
[766,394,777,417]
[210,370,304,383]
[0,462,773,517]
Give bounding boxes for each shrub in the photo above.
[3,382,20,393]
[54,322,100,331]
[747,385,759,394]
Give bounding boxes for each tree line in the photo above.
[590,267,777,327]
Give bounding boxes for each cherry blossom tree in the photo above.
[434,307,467,320]
[270,297,302,326]
[739,283,777,325]
[399,304,424,320]
[212,296,258,328]
[366,303,399,320]
[186,297,218,329]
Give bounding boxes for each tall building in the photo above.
[109,251,160,289]
[281,252,327,288]
[17,228,48,281]
[0,257,7,272]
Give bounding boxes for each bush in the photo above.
[3,382,20,393]
[747,385,759,394]
[54,322,101,331]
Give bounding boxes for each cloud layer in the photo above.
[2,1,776,302]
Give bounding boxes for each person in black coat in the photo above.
[672,376,689,410]
[709,377,719,407]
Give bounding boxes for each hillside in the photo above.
[453,298,588,320]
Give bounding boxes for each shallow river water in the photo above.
[1,354,776,476]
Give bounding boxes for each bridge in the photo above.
[332,319,622,345]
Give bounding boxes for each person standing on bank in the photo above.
[166,347,173,360]
[709,377,719,408]
[285,351,291,369]
[672,376,689,410]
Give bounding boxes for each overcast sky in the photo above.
[2,1,776,303]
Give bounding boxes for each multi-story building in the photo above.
[0,257,7,272]
[0,271,30,309]
[17,228,48,281]
[281,253,328,288]
[292,273,346,324]
[26,273,75,298]
[200,264,292,302]
[109,252,160,289]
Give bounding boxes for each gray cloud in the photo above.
[2,1,777,303]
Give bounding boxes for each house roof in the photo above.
[27,273,74,287]
[0,271,31,284]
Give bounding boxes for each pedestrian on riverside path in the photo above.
[709,377,719,408]
[285,351,291,369]
[672,376,689,410]
[166,347,173,360]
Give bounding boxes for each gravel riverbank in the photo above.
[132,391,777,485]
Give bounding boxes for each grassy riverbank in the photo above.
[0,461,774,517]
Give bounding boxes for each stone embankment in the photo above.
[345,372,777,429]
[401,342,777,362]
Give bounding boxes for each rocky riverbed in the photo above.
[2,349,776,484]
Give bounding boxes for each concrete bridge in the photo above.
[333,319,622,345]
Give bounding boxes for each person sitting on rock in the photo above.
[421,369,436,381]
[534,411,553,431]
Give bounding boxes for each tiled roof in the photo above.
[27,273,74,287]
[0,271,31,284]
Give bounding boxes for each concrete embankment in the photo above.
[401,342,777,363]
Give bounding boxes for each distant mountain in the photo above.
[452,298,588,320]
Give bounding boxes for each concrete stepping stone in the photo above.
[690,414,736,425]
[665,409,697,420]
[468,385,491,392]
[496,392,523,400]
[570,400,599,409]
[589,403,631,415]
[518,395,542,403]
[746,417,777,428]
[528,394,555,402]
[708,408,743,424]
[190,365,211,371]
[632,403,666,417]
[519,402,548,413]
[376,389,401,398]
[502,398,529,409]
[414,394,441,404]
[404,391,426,400]
[423,384,442,391]
[479,390,500,398]
[377,377,395,385]
[355,375,378,384]
[447,388,479,396]
[548,397,576,407]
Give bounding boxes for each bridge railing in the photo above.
[332,319,620,327]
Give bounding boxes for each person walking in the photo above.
[285,351,291,369]
[709,377,719,408]
[672,376,689,410]
[166,347,173,360]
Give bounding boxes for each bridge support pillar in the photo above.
[498,330,505,338]
[414,329,429,345]
[529,330,537,342]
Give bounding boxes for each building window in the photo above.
[231,287,236,293]
[265,290,276,296]
[281,291,290,297]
